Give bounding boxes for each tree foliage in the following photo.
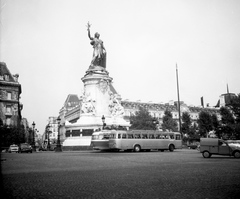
[220,107,235,125]
[129,107,156,130]
[211,113,219,131]
[161,110,178,132]
[181,112,199,141]
[0,124,26,148]
[218,95,240,139]
[197,111,213,137]
[229,94,240,123]
[181,112,191,135]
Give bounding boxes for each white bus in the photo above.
[109,130,182,152]
[91,130,112,150]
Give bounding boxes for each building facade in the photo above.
[58,93,221,139]
[42,116,60,144]
[0,62,22,126]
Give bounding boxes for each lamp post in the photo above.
[55,116,62,152]
[102,115,106,130]
[46,123,51,151]
[32,121,36,151]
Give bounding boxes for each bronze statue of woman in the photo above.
[87,22,106,68]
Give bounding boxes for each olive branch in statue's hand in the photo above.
[86,21,91,31]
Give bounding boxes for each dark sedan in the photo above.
[19,143,32,153]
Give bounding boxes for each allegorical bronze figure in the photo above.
[87,22,106,69]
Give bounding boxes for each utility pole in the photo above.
[176,64,182,135]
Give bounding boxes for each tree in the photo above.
[219,107,235,138]
[220,107,235,125]
[0,124,26,147]
[161,110,178,132]
[130,107,156,130]
[211,114,219,130]
[181,112,191,135]
[226,94,240,139]
[229,94,240,123]
[197,111,213,137]
[211,113,220,138]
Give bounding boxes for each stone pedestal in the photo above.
[65,67,129,133]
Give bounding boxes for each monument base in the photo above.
[62,66,130,150]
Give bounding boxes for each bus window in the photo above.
[155,134,161,139]
[109,133,116,139]
[142,134,148,139]
[169,134,174,139]
[175,135,181,140]
[122,134,127,139]
[103,134,110,139]
[149,134,155,139]
[118,134,121,139]
[127,134,134,139]
[134,134,141,139]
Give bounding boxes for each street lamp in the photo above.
[46,123,51,151]
[55,116,62,152]
[32,121,36,151]
[102,115,106,130]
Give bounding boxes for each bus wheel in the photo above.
[134,145,141,152]
[233,151,240,158]
[169,145,174,152]
[202,151,211,158]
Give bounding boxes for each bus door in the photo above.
[160,134,169,148]
[120,133,128,149]
[174,133,182,148]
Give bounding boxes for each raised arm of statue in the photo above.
[87,22,93,40]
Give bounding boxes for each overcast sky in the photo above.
[1,0,240,134]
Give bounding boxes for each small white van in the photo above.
[200,138,240,158]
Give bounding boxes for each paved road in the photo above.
[1,149,240,199]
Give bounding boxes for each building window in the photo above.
[6,105,11,113]
[7,92,11,100]
[4,75,9,81]
[6,117,11,125]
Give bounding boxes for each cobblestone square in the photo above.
[1,149,240,199]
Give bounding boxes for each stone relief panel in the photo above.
[80,92,96,115]
[98,78,109,94]
[0,90,7,99]
[12,91,17,100]
[109,91,125,117]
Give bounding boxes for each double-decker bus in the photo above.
[91,130,112,150]
[108,130,182,152]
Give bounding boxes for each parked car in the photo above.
[8,144,19,153]
[200,138,240,158]
[19,143,32,153]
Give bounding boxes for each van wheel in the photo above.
[134,145,141,152]
[169,145,174,152]
[202,151,211,158]
[233,151,240,158]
